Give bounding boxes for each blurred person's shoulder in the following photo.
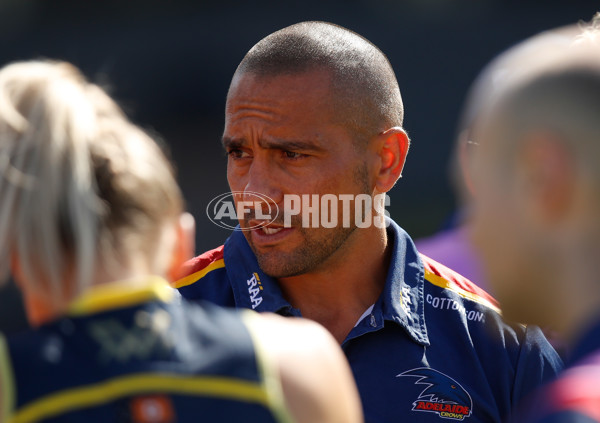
[513,349,600,423]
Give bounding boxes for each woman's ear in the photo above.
[167,212,196,283]
[374,127,410,193]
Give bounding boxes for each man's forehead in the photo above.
[228,68,334,98]
[225,69,339,125]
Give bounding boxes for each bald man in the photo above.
[177,21,562,422]
[469,16,600,423]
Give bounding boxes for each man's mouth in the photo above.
[261,226,284,235]
[246,220,293,245]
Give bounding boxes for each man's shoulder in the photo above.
[419,253,560,362]
[420,253,500,314]
[417,253,563,411]
[175,245,235,305]
[174,245,227,289]
[418,252,514,345]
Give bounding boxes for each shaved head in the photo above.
[231,21,404,145]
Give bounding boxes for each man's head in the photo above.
[223,22,409,278]
[233,21,404,143]
[469,18,600,331]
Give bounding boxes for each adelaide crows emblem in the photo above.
[397,367,473,420]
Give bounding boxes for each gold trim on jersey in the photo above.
[68,276,174,317]
[174,259,226,289]
[423,268,502,315]
[10,373,273,423]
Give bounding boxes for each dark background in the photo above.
[0,0,597,332]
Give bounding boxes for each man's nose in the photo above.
[243,157,283,206]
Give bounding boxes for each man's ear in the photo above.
[518,132,574,223]
[167,212,196,283]
[374,127,410,193]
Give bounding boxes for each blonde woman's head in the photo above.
[0,61,191,322]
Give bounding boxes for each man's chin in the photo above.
[245,225,356,279]
[254,251,308,279]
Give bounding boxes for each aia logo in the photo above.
[397,367,473,420]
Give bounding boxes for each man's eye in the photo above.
[283,150,304,159]
[228,149,249,159]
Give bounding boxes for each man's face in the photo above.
[223,69,373,278]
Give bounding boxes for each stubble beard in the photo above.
[246,162,371,278]
[250,222,358,278]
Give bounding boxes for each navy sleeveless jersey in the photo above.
[0,278,292,423]
[176,218,563,423]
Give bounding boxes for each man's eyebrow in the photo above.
[222,137,242,149]
[263,138,326,152]
[222,136,326,152]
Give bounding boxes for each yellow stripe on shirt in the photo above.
[424,268,502,315]
[10,373,271,423]
[174,259,226,289]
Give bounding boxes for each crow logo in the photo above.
[397,367,472,420]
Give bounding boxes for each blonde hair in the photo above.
[0,61,183,305]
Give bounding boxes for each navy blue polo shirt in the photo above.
[0,278,293,423]
[177,219,563,423]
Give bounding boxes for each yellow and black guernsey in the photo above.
[0,277,293,423]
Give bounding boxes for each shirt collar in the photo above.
[223,219,429,345]
[381,218,429,345]
[224,231,298,315]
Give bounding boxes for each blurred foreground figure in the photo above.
[418,25,579,292]
[469,15,600,423]
[176,21,562,422]
[0,60,362,423]
[421,25,578,357]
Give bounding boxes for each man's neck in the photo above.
[277,226,391,344]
